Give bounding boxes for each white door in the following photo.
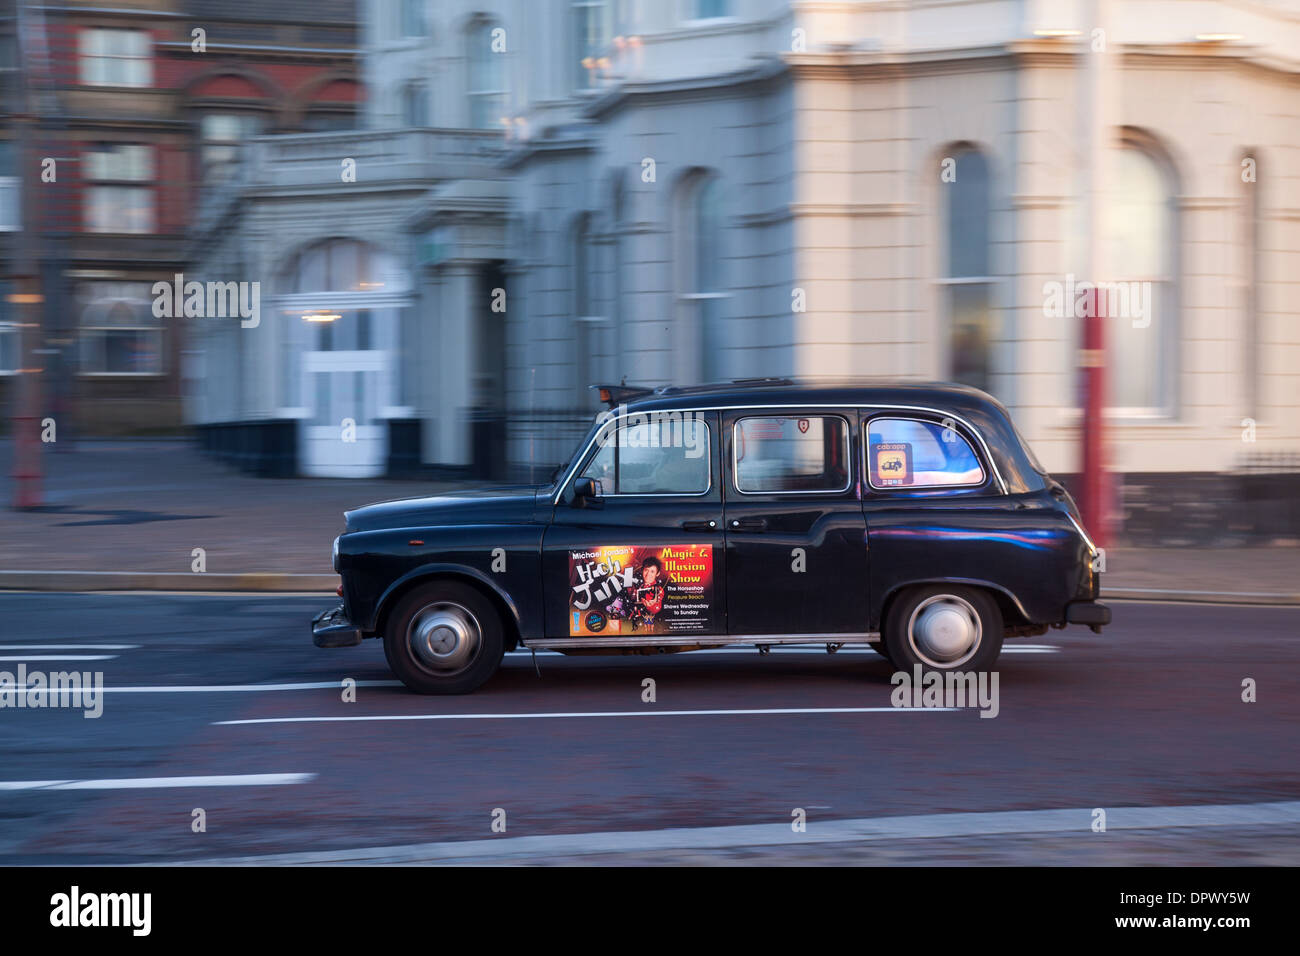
[299,310,389,478]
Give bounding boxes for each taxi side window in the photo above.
[733,416,850,493]
[580,417,711,496]
[866,418,985,489]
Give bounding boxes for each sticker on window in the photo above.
[568,544,716,636]
[873,442,913,486]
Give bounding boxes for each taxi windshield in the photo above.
[552,412,609,489]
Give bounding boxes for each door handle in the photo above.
[682,519,718,532]
[729,517,768,532]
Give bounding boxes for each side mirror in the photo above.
[573,477,597,504]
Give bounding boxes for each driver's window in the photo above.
[580,416,711,496]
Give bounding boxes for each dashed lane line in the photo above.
[0,773,316,791]
[216,706,959,726]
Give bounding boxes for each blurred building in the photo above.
[0,0,359,436]
[187,0,1298,540]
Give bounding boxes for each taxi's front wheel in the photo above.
[384,581,504,694]
[883,585,1002,674]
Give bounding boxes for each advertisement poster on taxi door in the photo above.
[568,544,715,636]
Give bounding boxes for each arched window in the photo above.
[1108,143,1177,413]
[77,281,162,375]
[278,238,377,295]
[675,172,725,382]
[942,148,994,393]
[467,17,507,130]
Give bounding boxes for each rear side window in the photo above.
[733,416,850,493]
[866,418,985,489]
[580,417,711,495]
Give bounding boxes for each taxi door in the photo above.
[540,410,727,642]
[720,409,870,638]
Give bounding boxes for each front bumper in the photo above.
[1065,599,1111,632]
[312,604,363,648]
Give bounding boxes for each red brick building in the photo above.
[0,0,361,435]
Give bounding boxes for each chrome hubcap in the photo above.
[408,602,481,674]
[907,594,982,667]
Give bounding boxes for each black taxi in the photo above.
[313,379,1110,694]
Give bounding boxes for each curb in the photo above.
[1103,587,1300,606]
[0,571,337,593]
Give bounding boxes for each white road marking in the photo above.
[216,706,957,726]
[0,773,315,791]
[1,680,403,694]
[184,799,1300,865]
[0,655,117,661]
[0,645,140,650]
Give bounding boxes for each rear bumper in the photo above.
[312,604,363,648]
[1065,599,1111,631]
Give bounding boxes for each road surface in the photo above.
[0,593,1296,865]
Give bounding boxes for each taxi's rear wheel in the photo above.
[883,585,1002,674]
[384,581,504,695]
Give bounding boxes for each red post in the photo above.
[1079,286,1110,547]
[10,283,43,509]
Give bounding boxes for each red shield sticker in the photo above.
[797,418,810,434]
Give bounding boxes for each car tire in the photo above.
[883,585,1003,674]
[383,580,504,695]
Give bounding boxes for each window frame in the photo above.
[682,0,734,24]
[939,147,995,395]
[466,17,508,130]
[1104,141,1179,418]
[577,415,714,498]
[76,281,164,377]
[79,27,152,89]
[400,82,428,128]
[862,413,992,494]
[731,413,853,497]
[399,0,427,39]
[84,143,155,235]
[572,0,611,91]
[0,280,18,375]
[199,112,264,182]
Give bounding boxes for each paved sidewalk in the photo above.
[0,440,444,577]
[0,440,1296,599]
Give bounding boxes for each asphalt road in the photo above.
[0,593,1296,865]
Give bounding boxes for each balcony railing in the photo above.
[194,127,506,237]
